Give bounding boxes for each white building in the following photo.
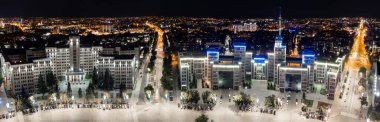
[97,55,137,89]
[178,52,207,90]
[231,23,258,34]
[0,36,139,95]
[252,56,268,80]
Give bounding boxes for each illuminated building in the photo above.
[178,52,207,90]
[97,55,137,89]
[313,57,345,99]
[233,42,252,82]
[267,12,287,84]
[0,36,139,94]
[230,23,258,34]
[0,49,51,94]
[252,55,268,80]
[371,62,380,97]
[66,36,84,83]
[179,43,252,90]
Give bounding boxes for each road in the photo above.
[0,83,13,114]
[135,53,150,105]
[330,20,369,119]
[146,22,164,103]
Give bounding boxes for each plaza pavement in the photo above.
[0,71,365,122]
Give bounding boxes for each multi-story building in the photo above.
[0,36,139,95]
[230,23,258,34]
[177,15,345,100]
[252,55,268,80]
[178,52,207,89]
[179,45,246,90]
[313,57,345,99]
[97,55,137,89]
[0,50,51,94]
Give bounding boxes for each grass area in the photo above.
[303,99,314,107]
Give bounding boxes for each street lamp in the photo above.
[256,98,259,104]
[165,91,168,100]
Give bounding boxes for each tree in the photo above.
[0,76,4,86]
[161,76,173,90]
[301,106,307,112]
[102,70,109,90]
[202,91,215,104]
[87,82,95,94]
[78,88,83,98]
[265,95,278,108]
[46,70,57,90]
[368,104,373,116]
[144,84,154,99]
[85,83,95,101]
[195,114,209,122]
[358,78,367,92]
[183,90,200,104]
[316,107,325,116]
[67,82,72,97]
[119,82,126,98]
[360,97,368,107]
[232,92,254,106]
[102,69,114,91]
[21,86,28,100]
[302,92,306,100]
[55,83,60,99]
[37,74,48,96]
[191,74,197,89]
[21,86,32,109]
[359,67,367,76]
[92,67,99,87]
[109,74,114,90]
[144,84,154,93]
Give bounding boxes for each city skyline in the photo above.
[0,1,380,122]
[0,0,379,18]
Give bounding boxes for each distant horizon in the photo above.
[1,0,379,19]
[0,16,377,20]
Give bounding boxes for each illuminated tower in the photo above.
[233,42,247,83]
[273,8,287,86]
[70,36,80,72]
[66,36,84,83]
[207,48,219,89]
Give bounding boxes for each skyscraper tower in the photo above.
[273,6,287,86]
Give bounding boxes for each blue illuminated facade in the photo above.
[253,56,266,64]
[207,48,220,62]
[302,49,316,65]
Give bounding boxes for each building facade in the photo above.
[0,36,139,95]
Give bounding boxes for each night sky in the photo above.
[0,0,379,18]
